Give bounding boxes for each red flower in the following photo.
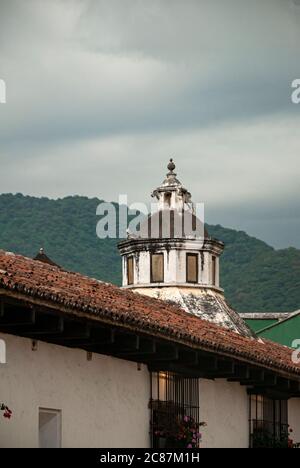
[1,403,12,419]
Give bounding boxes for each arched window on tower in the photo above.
[164,192,171,207]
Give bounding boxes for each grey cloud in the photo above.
[0,0,300,145]
[0,0,299,249]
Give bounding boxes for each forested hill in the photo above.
[0,193,299,313]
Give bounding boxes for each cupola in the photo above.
[118,159,254,337]
[118,159,223,291]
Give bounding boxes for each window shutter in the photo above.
[186,253,198,283]
[127,257,134,285]
[151,254,164,283]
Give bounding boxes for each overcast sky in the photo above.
[0,0,300,248]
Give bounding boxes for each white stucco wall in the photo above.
[137,251,150,284]
[288,398,300,446]
[200,379,249,448]
[0,332,150,448]
[121,237,222,290]
[3,331,298,449]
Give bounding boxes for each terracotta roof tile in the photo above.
[0,250,299,378]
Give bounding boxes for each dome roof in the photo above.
[133,209,208,240]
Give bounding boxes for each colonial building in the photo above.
[0,161,300,448]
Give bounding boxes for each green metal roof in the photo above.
[255,310,300,347]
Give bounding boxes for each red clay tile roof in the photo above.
[0,249,299,379]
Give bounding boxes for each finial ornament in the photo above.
[167,158,176,174]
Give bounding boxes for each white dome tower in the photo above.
[118,159,253,337]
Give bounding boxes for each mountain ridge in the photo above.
[0,193,299,313]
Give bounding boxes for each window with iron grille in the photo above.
[149,372,200,449]
[249,395,288,448]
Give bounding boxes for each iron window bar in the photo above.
[149,372,200,449]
